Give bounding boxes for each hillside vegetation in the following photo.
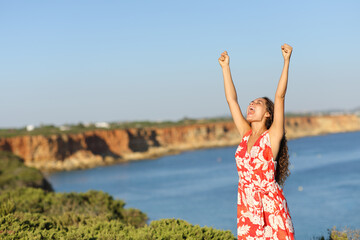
[0,151,53,192]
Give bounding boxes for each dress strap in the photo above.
[259,130,270,142]
[244,129,252,138]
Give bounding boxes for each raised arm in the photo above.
[218,51,250,138]
[269,44,293,158]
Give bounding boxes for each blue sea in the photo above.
[48,131,360,239]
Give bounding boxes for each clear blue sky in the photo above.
[1,1,359,128]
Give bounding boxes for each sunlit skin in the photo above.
[218,43,293,160]
[246,98,270,123]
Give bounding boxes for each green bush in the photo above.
[313,226,360,240]
[0,187,236,239]
[148,218,235,240]
[0,151,53,192]
[0,213,236,240]
[0,187,147,227]
[329,226,360,240]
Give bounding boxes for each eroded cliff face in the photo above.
[1,115,359,172]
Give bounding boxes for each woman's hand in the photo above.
[281,44,293,61]
[218,51,230,68]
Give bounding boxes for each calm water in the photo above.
[48,131,360,239]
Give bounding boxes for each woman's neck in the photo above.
[250,122,267,135]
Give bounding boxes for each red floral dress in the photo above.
[235,130,295,240]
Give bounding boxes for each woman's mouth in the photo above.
[248,106,255,115]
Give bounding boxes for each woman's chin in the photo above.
[246,116,260,123]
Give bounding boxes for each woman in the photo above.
[218,44,295,239]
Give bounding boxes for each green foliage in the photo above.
[0,151,53,192]
[313,226,360,240]
[0,187,147,227]
[147,218,236,240]
[0,186,235,239]
[0,212,130,239]
[0,187,151,239]
[0,213,236,240]
[0,199,15,216]
[329,226,360,240]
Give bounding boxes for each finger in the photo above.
[283,44,292,50]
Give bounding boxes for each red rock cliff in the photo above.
[1,115,359,172]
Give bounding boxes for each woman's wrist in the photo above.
[222,65,230,71]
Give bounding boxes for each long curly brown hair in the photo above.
[262,96,290,187]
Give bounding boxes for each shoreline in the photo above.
[1,114,359,174]
[40,129,360,175]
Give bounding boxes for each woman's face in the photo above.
[246,98,269,122]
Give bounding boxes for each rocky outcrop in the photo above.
[1,115,359,172]
[285,114,360,138]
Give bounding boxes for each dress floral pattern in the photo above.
[235,130,295,240]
